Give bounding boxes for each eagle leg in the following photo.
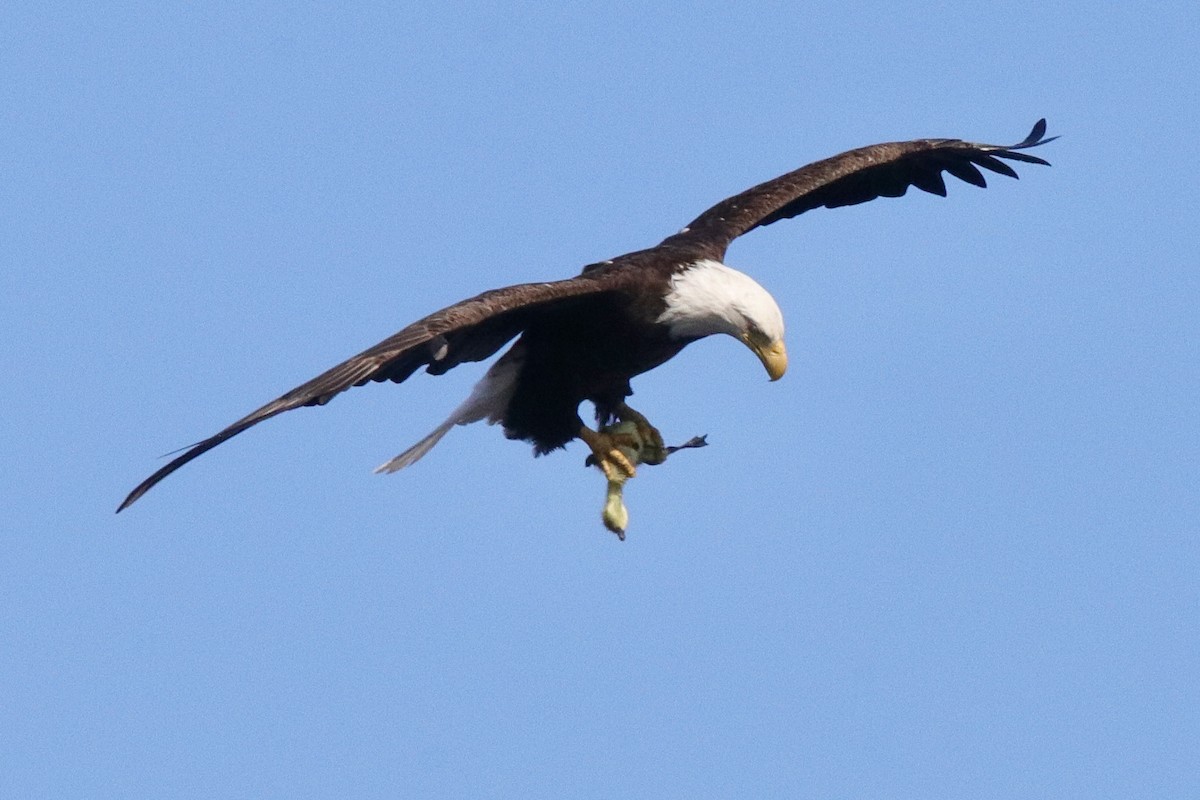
[578,424,639,481]
[615,403,667,466]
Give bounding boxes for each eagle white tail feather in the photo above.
[374,420,457,473]
[374,346,524,474]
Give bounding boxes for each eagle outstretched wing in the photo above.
[117,270,630,511]
[663,119,1056,259]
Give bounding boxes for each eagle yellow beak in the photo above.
[744,336,788,381]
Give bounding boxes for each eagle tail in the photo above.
[374,345,525,474]
[374,420,456,473]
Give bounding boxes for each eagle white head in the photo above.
[656,259,788,381]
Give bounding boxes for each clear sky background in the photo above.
[5,3,1197,797]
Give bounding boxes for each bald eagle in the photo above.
[118,120,1055,513]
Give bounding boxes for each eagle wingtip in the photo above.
[1018,118,1059,150]
[985,119,1056,168]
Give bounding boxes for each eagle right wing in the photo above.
[118,268,631,511]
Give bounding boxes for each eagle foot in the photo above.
[579,425,639,481]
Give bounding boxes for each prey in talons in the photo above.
[580,402,669,479]
[584,413,708,540]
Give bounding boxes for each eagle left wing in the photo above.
[662,119,1056,259]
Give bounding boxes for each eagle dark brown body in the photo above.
[503,273,686,452]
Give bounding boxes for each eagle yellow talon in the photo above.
[579,426,639,480]
[606,447,638,479]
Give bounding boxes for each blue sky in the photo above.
[5,2,1197,797]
